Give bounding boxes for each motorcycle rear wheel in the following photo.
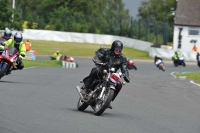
[93,88,114,116]
[77,97,89,111]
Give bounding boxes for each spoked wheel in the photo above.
[93,88,114,116]
[77,97,89,111]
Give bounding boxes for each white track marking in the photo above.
[171,72,177,78]
[190,80,200,87]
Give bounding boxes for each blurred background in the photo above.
[0,0,177,45]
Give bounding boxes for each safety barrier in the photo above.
[62,61,77,68]
[24,50,36,60]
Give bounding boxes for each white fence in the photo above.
[149,47,197,61]
[1,29,197,61]
[22,29,152,52]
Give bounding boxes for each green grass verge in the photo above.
[23,60,62,68]
[22,40,153,68]
[28,40,152,60]
[176,72,200,83]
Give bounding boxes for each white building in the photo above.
[173,0,200,52]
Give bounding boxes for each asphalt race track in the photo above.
[0,57,200,133]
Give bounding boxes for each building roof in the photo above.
[175,0,200,27]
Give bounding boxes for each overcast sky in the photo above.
[122,0,143,18]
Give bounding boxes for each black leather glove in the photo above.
[20,54,25,57]
[124,76,130,83]
[0,42,5,46]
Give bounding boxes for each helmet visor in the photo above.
[15,38,22,43]
[114,48,122,53]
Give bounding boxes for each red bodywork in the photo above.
[0,46,19,68]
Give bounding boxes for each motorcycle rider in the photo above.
[1,28,12,41]
[0,32,26,74]
[154,55,162,63]
[173,51,183,64]
[197,52,200,61]
[196,51,200,67]
[82,40,131,109]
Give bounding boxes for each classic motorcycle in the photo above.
[172,56,186,67]
[0,46,19,79]
[155,59,165,71]
[76,62,126,116]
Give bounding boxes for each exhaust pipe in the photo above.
[76,86,90,103]
[76,86,84,99]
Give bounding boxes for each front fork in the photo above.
[98,84,116,99]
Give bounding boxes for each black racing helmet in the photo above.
[111,40,123,53]
[14,32,23,45]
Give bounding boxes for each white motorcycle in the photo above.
[155,59,165,71]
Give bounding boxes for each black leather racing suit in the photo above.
[83,48,130,101]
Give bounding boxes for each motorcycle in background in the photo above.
[76,62,126,116]
[60,56,78,68]
[197,60,200,67]
[155,59,165,71]
[196,53,200,67]
[127,59,137,70]
[0,46,19,79]
[172,56,186,67]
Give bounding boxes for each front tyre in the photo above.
[0,63,8,79]
[182,62,186,67]
[174,61,178,67]
[77,97,89,111]
[93,88,114,116]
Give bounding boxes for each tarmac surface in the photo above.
[0,57,200,133]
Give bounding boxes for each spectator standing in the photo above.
[25,40,32,51]
[192,44,198,52]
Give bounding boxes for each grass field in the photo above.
[29,40,152,60]
[23,60,62,68]
[23,40,152,68]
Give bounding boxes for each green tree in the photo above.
[137,0,177,42]
[0,0,22,30]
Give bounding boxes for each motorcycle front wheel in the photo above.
[93,88,114,116]
[0,63,8,79]
[77,97,89,111]
[182,62,186,67]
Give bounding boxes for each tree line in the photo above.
[0,0,177,43]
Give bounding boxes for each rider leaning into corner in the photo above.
[1,28,12,41]
[154,55,162,63]
[81,40,131,109]
[0,32,26,74]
